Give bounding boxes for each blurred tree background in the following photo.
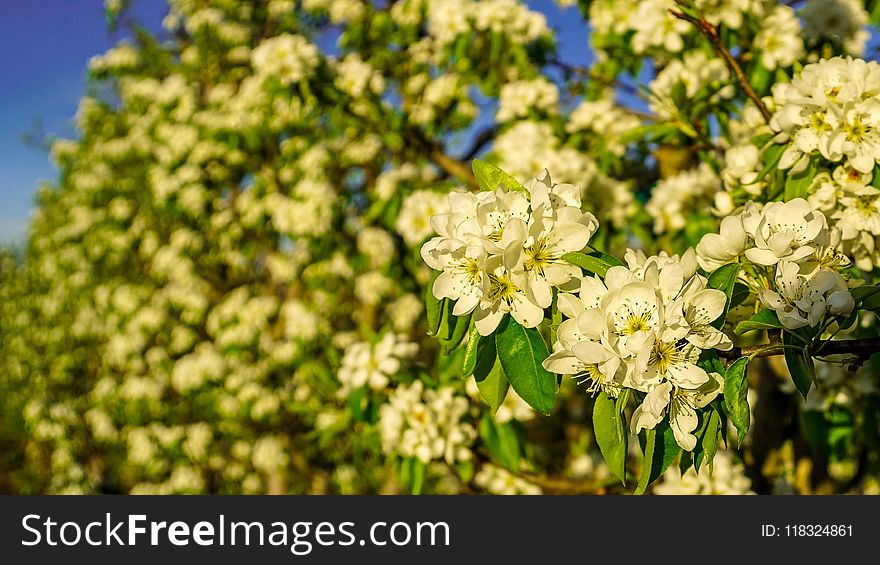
[1,0,879,495]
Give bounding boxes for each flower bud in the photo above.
[827,290,855,316]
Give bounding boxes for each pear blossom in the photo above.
[742,199,828,266]
[632,371,723,451]
[421,170,597,336]
[475,255,545,335]
[337,333,418,397]
[696,214,749,272]
[760,261,853,330]
[543,249,732,451]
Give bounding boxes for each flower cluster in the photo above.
[544,249,730,451]
[378,381,477,465]
[696,199,855,330]
[474,464,541,495]
[771,57,880,174]
[421,171,598,335]
[808,166,880,270]
[654,450,754,495]
[496,78,559,122]
[337,333,418,398]
[646,163,722,234]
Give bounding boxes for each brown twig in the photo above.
[547,57,641,97]
[516,472,606,495]
[719,337,880,360]
[399,128,477,190]
[670,3,772,124]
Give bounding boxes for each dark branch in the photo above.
[461,126,498,161]
[719,337,880,360]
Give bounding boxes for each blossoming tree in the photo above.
[2,0,880,495]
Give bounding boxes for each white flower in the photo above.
[760,261,852,330]
[421,170,594,336]
[772,57,880,172]
[423,242,487,317]
[646,163,722,234]
[496,77,559,122]
[754,5,803,70]
[655,450,754,494]
[681,278,734,351]
[742,199,828,266]
[826,99,880,173]
[337,333,417,397]
[544,249,732,451]
[475,255,545,335]
[357,227,396,267]
[696,214,749,271]
[251,34,320,84]
[631,0,690,54]
[802,0,869,56]
[475,464,541,495]
[507,205,596,308]
[397,189,450,246]
[379,381,476,465]
[632,371,723,451]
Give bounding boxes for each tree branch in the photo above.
[670,3,772,124]
[719,336,880,360]
[516,471,607,495]
[461,125,498,161]
[403,128,478,190]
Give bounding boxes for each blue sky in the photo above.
[0,0,589,244]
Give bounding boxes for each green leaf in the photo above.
[586,250,625,267]
[472,159,527,193]
[495,318,558,415]
[471,329,498,382]
[635,423,681,494]
[436,298,455,341]
[723,356,751,447]
[634,429,656,495]
[618,123,680,145]
[476,357,509,413]
[562,251,619,278]
[461,324,481,376]
[479,414,521,470]
[697,349,726,375]
[696,409,722,474]
[747,143,785,185]
[425,272,444,336]
[441,311,472,354]
[707,263,739,329]
[593,392,628,485]
[852,284,880,310]
[730,282,750,309]
[783,160,817,201]
[783,332,814,399]
[735,309,784,335]
[670,80,687,109]
[411,459,426,495]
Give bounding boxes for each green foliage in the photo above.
[735,309,785,335]
[593,391,628,485]
[724,357,751,447]
[472,159,528,193]
[562,251,622,278]
[495,318,557,415]
[783,332,816,400]
[707,263,739,329]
